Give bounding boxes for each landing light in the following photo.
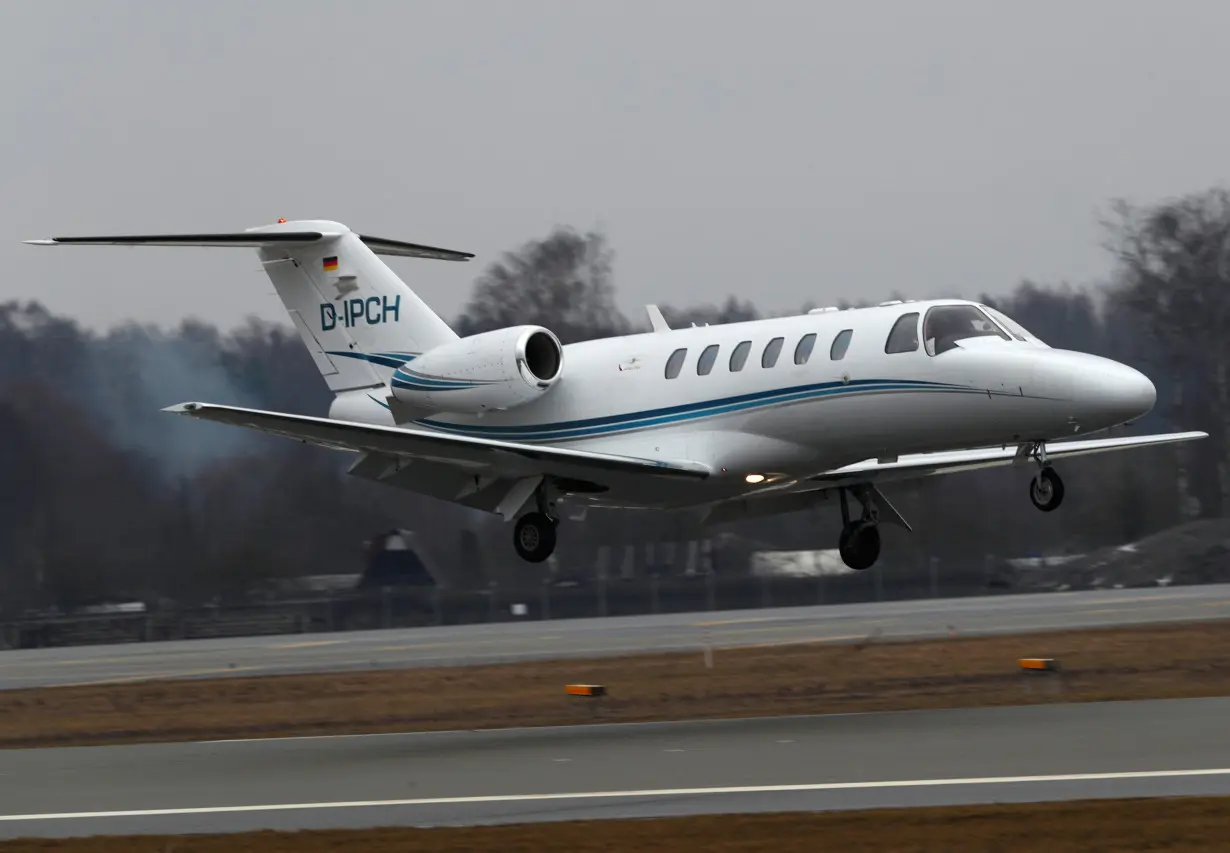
[745,473,766,484]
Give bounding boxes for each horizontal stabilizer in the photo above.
[24,231,473,261]
[163,402,711,481]
[356,235,473,261]
[24,233,325,248]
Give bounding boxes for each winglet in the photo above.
[646,304,671,333]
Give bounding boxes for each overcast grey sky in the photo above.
[3,0,1228,332]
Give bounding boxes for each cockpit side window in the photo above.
[922,305,1011,355]
[885,312,920,354]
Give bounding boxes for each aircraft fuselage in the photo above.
[329,298,1156,509]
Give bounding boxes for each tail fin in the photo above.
[25,219,472,393]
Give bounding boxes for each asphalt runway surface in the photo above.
[1,584,1229,691]
[0,696,1228,838]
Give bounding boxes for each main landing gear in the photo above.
[1024,441,1065,512]
[513,511,557,562]
[512,481,559,563]
[511,449,1066,566]
[837,487,881,571]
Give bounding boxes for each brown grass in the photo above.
[4,797,1230,852]
[1,620,1229,749]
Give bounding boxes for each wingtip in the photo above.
[162,402,203,414]
[23,239,56,246]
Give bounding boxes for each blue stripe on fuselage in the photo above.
[412,378,979,442]
[326,351,417,369]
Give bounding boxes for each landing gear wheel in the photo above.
[513,511,557,562]
[838,521,881,571]
[1029,467,1064,512]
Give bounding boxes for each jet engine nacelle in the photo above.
[390,325,564,413]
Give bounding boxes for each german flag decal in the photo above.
[323,256,339,272]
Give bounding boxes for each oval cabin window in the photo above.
[830,329,853,360]
[729,341,752,372]
[697,344,720,376]
[794,333,817,365]
[665,348,687,379]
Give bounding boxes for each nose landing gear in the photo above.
[1029,467,1064,512]
[1022,441,1065,512]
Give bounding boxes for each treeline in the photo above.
[1,187,1227,609]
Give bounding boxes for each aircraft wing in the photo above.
[810,430,1209,486]
[704,430,1207,526]
[163,402,711,482]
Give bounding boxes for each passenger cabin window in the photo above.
[665,347,687,379]
[923,305,1011,355]
[762,337,784,368]
[794,333,817,365]
[830,329,853,360]
[730,340,752,372]
[697,344,720,376]
[885,312,920,354]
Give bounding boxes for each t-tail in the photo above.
[24,219,471,394]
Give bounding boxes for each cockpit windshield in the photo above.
[979,305,1047,346]
[922,304,1011,355]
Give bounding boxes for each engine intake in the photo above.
[391,325,564,413]
[522,329,562,385]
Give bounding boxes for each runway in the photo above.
[1,584,1228,690]
[0,697,1228,837]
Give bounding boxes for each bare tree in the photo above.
[456,227,630,343]
[1102,187,1230,516]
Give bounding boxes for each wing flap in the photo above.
[163,402,710,480]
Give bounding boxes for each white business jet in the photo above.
[26,220,1206,570]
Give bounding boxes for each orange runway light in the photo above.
[1018,658,1058,672]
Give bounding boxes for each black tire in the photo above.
[513,512,557,562]
[838,521,881,571]
[1029,467,1064,512]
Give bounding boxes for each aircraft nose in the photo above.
[1080,358,1156,426]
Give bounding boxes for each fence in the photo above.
[1,561,997,650]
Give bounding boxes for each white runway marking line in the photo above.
[3,768,1230,823]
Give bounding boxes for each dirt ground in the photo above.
[3,797,1230,852]
[1,620,1229,748]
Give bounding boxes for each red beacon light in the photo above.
[277,218,287,224]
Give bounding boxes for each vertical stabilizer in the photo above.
[23,219,472,395]
[253,220,463,393]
